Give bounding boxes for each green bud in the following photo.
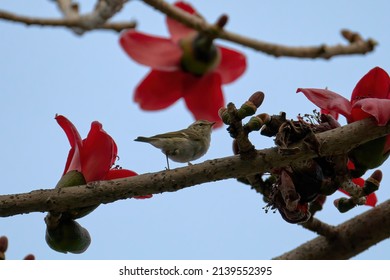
[218,107,230,124]
[245,116,264,132]
[257,113,271,125]
[45,218,91,254]
[334,197,356,213]
[237,101,257,119]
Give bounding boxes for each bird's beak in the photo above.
[210,122,216,127]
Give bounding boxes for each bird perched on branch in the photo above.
[135,120,215,169]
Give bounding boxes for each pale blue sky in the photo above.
[0,0,389,259]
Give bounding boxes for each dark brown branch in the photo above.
[274,199,390,259]
[142,0,377,59]
[0,118,389,217]
[0,9,135,33]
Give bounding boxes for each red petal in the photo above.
[183,73,224,127]
[365,193,378,207]
[55,115,83,175]
[297,88,352,121]
[81,121,117,182]
[351,98,390,125]
[166,1,197,42]
[104,169,152,199]
[351,67,390,103]
[134,70,184,110]
[214,46,247,84]
[104,168,138,179]
[119,30,182,70]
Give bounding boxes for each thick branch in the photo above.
[274,199,390,259]
[0,9,135,32]
[0,118,389,217]
[142,0,377,59]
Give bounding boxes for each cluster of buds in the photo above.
[218,91,272,157]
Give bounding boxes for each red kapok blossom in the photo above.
[56,115,152,199]
[56,114,118,182]
[298,67,390,176]
[119,1,246,128]
[297,67,390,126]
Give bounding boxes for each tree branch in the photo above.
[0,8,135,33]
[274,199,390,259]
[141,0,377,59]
[0,118,389,217]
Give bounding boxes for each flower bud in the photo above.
[246,116,264,132]
[334,197,356,213]
[0,236,8,253]
[257,113,271,125]
[216,14,229,29]
[218,107,230,124]
[23,254,35,260]
[363,169,382,195]
[237,101,257,119]
[248,91,265,108]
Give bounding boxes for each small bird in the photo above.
[135,120,215,169]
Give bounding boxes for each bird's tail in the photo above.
[134,136,151,143]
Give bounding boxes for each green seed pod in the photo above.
[237,101,257,119]
[45,218,91,254]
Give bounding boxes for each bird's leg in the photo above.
[165,154,170,170]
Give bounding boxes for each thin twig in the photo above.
[0,9,136,33]
[142,0,377,59]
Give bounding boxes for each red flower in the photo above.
[56,115,151,199]
[119,1,246,128]
[297,67,390,126]
[297,67,390,176]
[56,114,118,182]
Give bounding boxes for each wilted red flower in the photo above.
[119,1,246,127]
[297,67,390,177]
